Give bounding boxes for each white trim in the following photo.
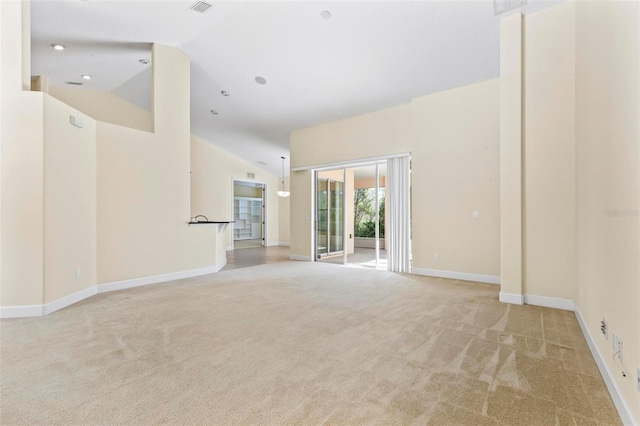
[278,242,290,247]
[575,308,636,426]
[289,254,312,261]
[412,267,501,285]
[292,152,411,172]
[499,292,525,305]
[265,241,280,247]
[98,264,224,294]
[226,245,234,251]
[0,304,44,319]
[524,294,574,311]
[44,286,97,315]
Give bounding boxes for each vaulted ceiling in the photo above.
[31,0,559,176]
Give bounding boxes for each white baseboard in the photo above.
[289,254,312,261]
[499,292,525,305]
[498,293,575,311]
[412,268,500,285]
[0,304,44,319]
[44,286,97,315]
[524,294,574,311]
[226,245,234,251]
[1,263,228,319]
[98,264,224,293]
[575,308,636,426]
[278,242,290,247]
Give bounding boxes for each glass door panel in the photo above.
[329,180,343,253]
[316,178,328,257]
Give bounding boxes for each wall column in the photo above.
[499,13,524,304]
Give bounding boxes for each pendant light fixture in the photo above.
[277,156,290,198]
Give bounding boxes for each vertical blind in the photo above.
[386,156,411,273]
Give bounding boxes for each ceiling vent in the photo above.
[65,81,84,86]
[190,1,212,14]
[493,0,526,15]
[247,173,256,179]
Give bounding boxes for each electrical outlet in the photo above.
[600,317,608,339]
[434,254,439,261]
[75,269,81,279]
[617,336,623,363]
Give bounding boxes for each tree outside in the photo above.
[354,188,385,238]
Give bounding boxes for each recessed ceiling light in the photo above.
[210,110,219,115]
[221,90,230,97]
[52,44,65,51]
[81,75,92,80]
[254,76,267,85]
[321,10,332,20]
[139,59,150,64]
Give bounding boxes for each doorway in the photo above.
[232,179,265,250]
[305,155,410,272]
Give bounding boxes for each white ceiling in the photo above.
[30,0,561,177]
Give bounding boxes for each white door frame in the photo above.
[231,178,267,250]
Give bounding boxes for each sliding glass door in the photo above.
[316,176,344,258]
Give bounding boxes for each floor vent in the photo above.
[190,1,213,14]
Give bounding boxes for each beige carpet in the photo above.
[0,261,620,425]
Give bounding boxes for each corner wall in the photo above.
[523,2,577,301]
[43,95,97,303]
[48,87,153,133]
[97,44,219,284]
[575,0,639,422]
[1,0,45,307]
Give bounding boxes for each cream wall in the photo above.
[49,86,153,133]
[499,13,523,299]
[190,134,280,249]
[575,0,639,422]
[48,86,283,251]
[523,2,577,300]
[97,44,219,284]
[43,95,97,303]
[412,79,500,277]
[1,0,45,306]
[290,81,500,279]
[289,170,314,259]
[291,104,413,169]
